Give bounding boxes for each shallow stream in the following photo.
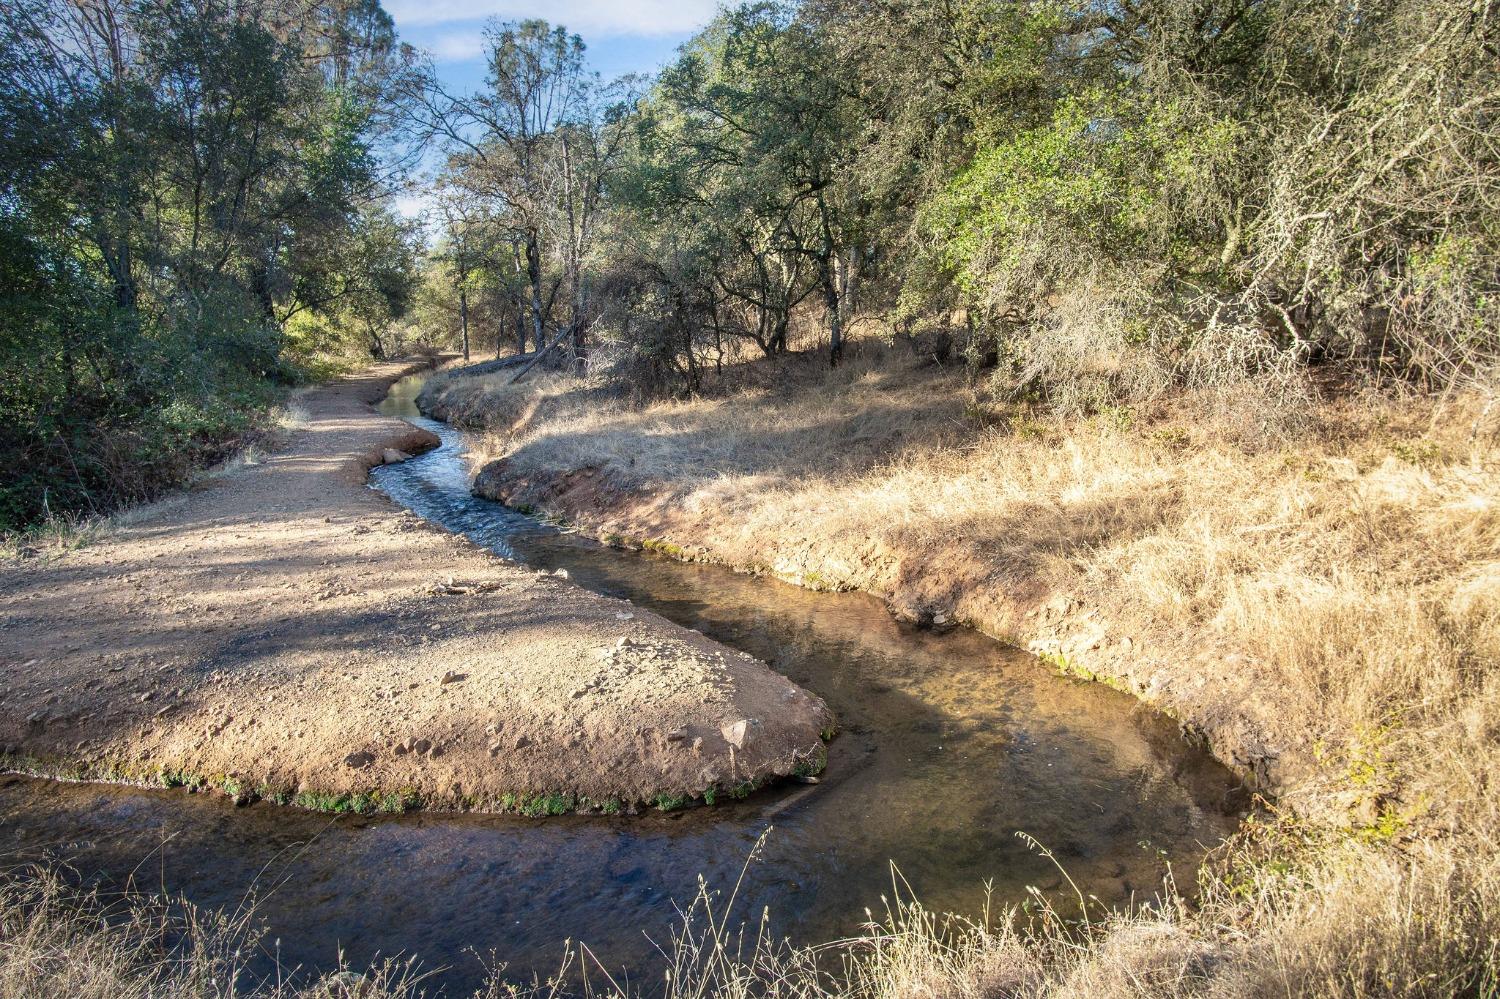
[0,374,1244,993]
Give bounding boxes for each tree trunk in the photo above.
[571,275,588,375]
[822,254,843,366]
[525,232,545,353]
[511,239,528,356]
[459,288,470,361]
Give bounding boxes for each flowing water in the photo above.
[0,374,1245,994]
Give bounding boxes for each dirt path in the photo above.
[0,362,831,813]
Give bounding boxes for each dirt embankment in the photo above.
[466,459,1295,796]
[420,357,1498,826]
[0,361,831,813]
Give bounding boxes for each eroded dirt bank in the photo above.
[0,361,830,812]
[417,356,1500,824]
[437,409,1297,802]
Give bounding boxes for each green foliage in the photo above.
[0,0,419,532]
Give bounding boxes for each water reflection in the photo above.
[0,374,1243,994]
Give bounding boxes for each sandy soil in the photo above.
[0,362,831,813]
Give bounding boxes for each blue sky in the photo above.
[388,0,717,95]
[389,1,717,219]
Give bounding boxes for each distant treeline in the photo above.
[4,0,1497,530]
[417,0,1497,408]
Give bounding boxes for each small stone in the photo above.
[138,691,154,703]
[615,612,635,620]
[488,743,503,757]
[615,637,634,650]
[720,718,750,749]
[412,738,432,756]
[381,448,411,465]
[513,735,531,750]
[553,568,569,579]
[440,671,462,685]
[344,751,375,769]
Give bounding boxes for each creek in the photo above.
[0,373,1244,994]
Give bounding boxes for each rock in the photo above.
[553,568,569,579]
[344,750,374,769]
[616,637,634,650]
[412,738,432,756]
[488,743,503,757]
[720,718,750,749]
[381,449,411,465]
[324,971,366,996]
[138,691,154,703]
[615,612,635,621]
[439,671,463,685]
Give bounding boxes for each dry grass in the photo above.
[0,866,433,998]
[14,348,1493,997]
[421,344,1500,996]
[12,825,1494,998]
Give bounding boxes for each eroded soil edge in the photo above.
[0,361,831,814]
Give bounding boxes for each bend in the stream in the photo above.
[0,373,1246,995]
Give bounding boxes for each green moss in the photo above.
[792,745,829,779]
[518,792,575,817]
[642,537,686,559]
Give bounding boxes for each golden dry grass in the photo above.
[12,349,1495,997]
[421,345,1500,996]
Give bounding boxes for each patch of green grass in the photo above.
[730,779,761,800]
[643,537,686,559]
[1391,438,1444,467]
[518,792,575,817]
[1152,426,1192,450]
[158,769,205,791]
[257,784,293,806]
[289,788,417,814]
[653,792,689,812]
[702,787,717,806]
[792,746,828,779]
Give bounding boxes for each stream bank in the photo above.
[0,360,831,814]
[420,362,1312,804]
[0,366,1245,992]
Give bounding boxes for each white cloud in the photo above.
[427,32,486,61]
[385,0,718,34]
[395,192,434,220]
